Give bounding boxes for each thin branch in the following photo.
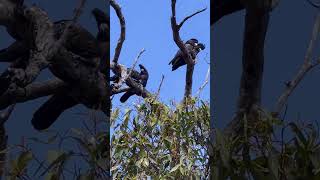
[0,104,15,125]
[110,62,151,98]
[170,0,194,65]
[0,79,67,110]
[170,0,206,98]
[196,66,210,97]
[111,49,145,89]
[155,75,165,100]
[178,7,207,30]
[306,0,320,8]
[110,0,126,64]
[274,13,320,115]
[52,0,87,56]
[125,49,146,81]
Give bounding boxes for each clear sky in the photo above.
[110,0,210,108]
[212,0,320,128]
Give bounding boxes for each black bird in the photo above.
[92,8,109,74]
[92,8,109,42]
[120,64,149,103]
[54,20,101,61]
[31,93,78,130]
[169,38,204,71]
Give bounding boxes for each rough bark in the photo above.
[223,6,270,138]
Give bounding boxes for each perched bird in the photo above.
[169,38,205,71]
[92,8,109,74]
[54,20,101,62]
[31,93,78,130]
[120,64,149,103]
[92,8,109,42]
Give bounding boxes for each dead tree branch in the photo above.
[307,0,320,8]
[110,1,152,102]
[0,79,67,110]
[0,105,15,177]
[274,13,320,115]
[170,0,207,98]
[155,75,165,100]
[196,66,210,97]
[178,7,207,30]
[0,0,108,115]
[110,0,126,64]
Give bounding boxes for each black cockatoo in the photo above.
[120,64,149,103]
[92,8,109,74]
[169,38,205,71]
[30,21,102,130]
[31,93,78,130]
[92,8,109,42]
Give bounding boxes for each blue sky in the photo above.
[110,0,210,108]
[212,0,320,128]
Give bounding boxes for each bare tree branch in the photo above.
[125,49,145,83]
[178,7,207,30]
[110,0,126,64]
[155,75,165,100]
[170,0,206,98]
[110,62,151,98]
[196,66,210,97]
[0,79,67,110]
[274,13,320,115]
[0,104,15,178]
[0,105,15,126]
[307,0,320,8]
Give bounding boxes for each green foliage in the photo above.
[211,109,320,180]
[111,97,210,179]
[4,112,109,179]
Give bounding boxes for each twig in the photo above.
[196,66,210,97]
[274,13,320,115]
[125,49,145,80]
[109,1,152,102]
[155,75,165,100]
[0,104,15,125]
[54,0,87,52]
[110,0,126,64]
[178,7,207,30]
[110,62,151,98]
[114,49,145,88]
[306,0,320,8]
[170,0,207,98]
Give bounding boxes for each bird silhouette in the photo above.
[169,39,205,71]
[120,64,149,103]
